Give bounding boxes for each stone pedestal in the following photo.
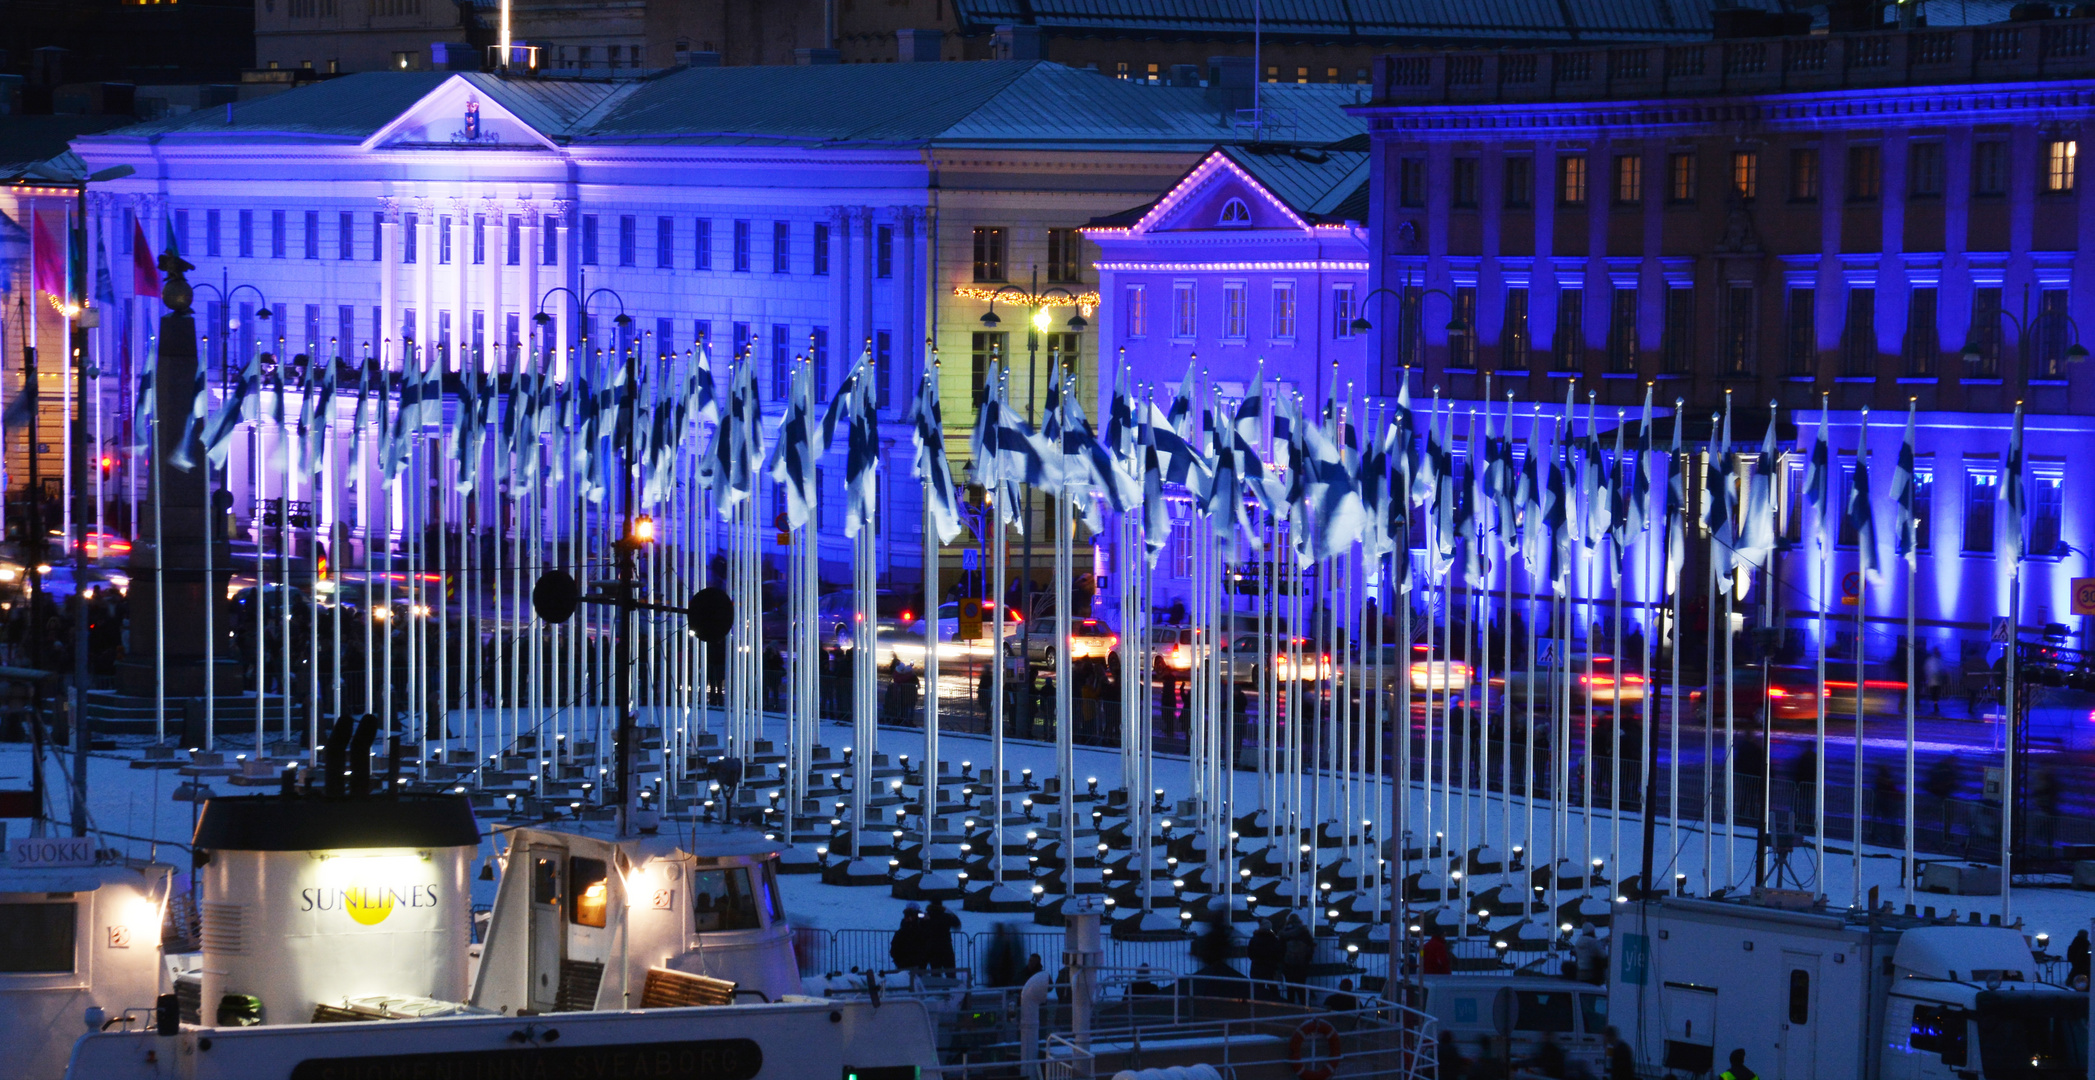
[117,307,232,699]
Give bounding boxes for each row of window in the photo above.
[1400,139,2078,211]
[1108,61,1371,84]
[971,226,1085,283]
[170,209,903,276]
[1120,281,1360,343]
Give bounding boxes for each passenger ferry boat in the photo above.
[6,787,1435,1080]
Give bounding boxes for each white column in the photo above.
[416,198,435,367]
[521,202,540,366]
[452,199,471,372]
[485,198,505,371]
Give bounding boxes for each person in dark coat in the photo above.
[1604,1026,1636,1080]
[922,899,959,969]
[2069,929,2090,990]
[1421,931,1454,975]
[1279,913,1316,1001]
[1246,918,1285,999]
[889,905,926,970]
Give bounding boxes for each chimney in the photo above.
[1205,55,1255,112]
[795,47,842,65]
[992,25,1042,61]
[896,28,944,62]
[1169,64,1201,87]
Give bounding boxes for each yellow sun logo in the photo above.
[344,885,395,926]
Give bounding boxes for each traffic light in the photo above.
[98,455,113,482]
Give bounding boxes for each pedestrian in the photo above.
[1923,643,1946,715]
[1246,917,1284,998]
[888,905,925,971]
[923,898,959,969]
[2069,929,2090,990]
[1020,952,1044,983]
[1574,924,1604,984]
[1322,977,1358,1013]
[1437,1028,1469,1080]
[1421,930,1454,975]
[1604,1026,1635,1080]
[1719,1048,1757,1080]
[1279,912,1316,999]
[1128,964,1165,996]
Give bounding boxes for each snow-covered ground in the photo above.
[11,705,2094,952]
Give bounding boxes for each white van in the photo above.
[1419,974,1608,1074]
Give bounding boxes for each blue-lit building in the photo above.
[1351,20,2095,665]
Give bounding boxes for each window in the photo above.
[1848,145,1882,201]
[2031,470,2064,557]
[439,214,454,264]
[542,214,559,266]
[206,209,221,257]
[1554,288,1583,369]
[972,226,1006,282]
[1615,155,1643,204]
[1905,287,1939,376]
[0,902,76,973]
[1048,227,1083,282]
[1732,150,1759,200]
[302,210,319,259]
[875,330,892,408]
[570,857,610,928]
[1271,281,1296,340]
[506,215,521,266]
[2033,288,2071,377]
[2048,140,2078,192]
[402,212,417,264]
[1044,331,1079,376]
[813,223,830,277]
[1911,467,1934,552]
[694,219,712,270]
[1910,142,1945,198]
[1790,148,1821,201]
[655,217,674,268]
[173,209,190,256]
[438,310,451,362]
[1910,1004,1968,1066]
[1839,463,1863,547]
[1397,285,1423,368]
[1505,156,1534,208]
[1788,968,1811,1026]
[1400,158,1426,208]
[1333,284,1358,339]
[1452,286,1477,368]
[1668,152,1697,202]
[1964,468,1998,553]
[580,215,599,265]
[1663,286,1694,374]
[270,209,286,258]
[1975,141,2008,196]
[732,321,751,362]
[336,211,353,260]
[304,304,322,354]
[1608,287,1638,373]
[971,331,1006,405]
[1173,282,1196,338]
[1126,284,1148,339]
[1968,287,2004,378]
[1502,287,1531,370]
[690,866,763,932]
[1218,197,1252,225]
[238,209,254,257]
[771,325,791,398]
[472,214,487,265]
[1453,158,1480,209]
[1843,288,1876,375]
[771,221,790,273]
[1560,155,1588,204]
[338,305,354,354]
[1296,66,1309,83]
[732,220,751,272]
[876,224,893,279]
[1721,285,1756,375]
[1222,282,1247,340]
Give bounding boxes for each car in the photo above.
[1349,643,1472,696]
[1217,635,1333,684]
[1695,666,1907,725]
[1005,617,1119,668]
[909,599,1021,641]
[1150,626,1201,672]
[1497,653,1647,708]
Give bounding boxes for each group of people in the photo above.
[887,899,961,972]
[1432,1026,1646,1080]
[1244,911,1320,1000]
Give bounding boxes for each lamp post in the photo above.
[1352,284,1470,371]
[534,280,644,828]
[978,268,1087,719]
[1961,282,2088,380]
[188,278,272,527]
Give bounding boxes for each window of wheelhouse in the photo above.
[0,901,76,972]
[570,857,610,928]
[691,865,763,932]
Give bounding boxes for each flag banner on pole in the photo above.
[1890,401,1919,558]
[131,218,160,300]
[32,213,63,297]
[1846,417,1880,579]
[907,359,962,545]
[2003,402,2026,569]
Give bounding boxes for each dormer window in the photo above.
[1218,197,1252,226]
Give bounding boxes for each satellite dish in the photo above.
[532,570,580,624]
[689,587,733,642]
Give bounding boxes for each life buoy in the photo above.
[1289,1017,1342,1080]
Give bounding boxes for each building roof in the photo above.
[0,115,142,178]
[78,61,1367,154]
[1087,143,1369,230]
[952,0,1789,43]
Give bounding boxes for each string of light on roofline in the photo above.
[1094,261,1369,272]
[950,286,1098,315]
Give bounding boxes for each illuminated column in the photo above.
[484,197,504,372]
[452,198,470,372]
[416,198,435,368]
[551,199,572,378]
[520,201,540,368]
[832,205,852,389]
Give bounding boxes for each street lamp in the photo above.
[1351,285,1469,339]
[1961,284,2088,377]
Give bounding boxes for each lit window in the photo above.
[1333,284,1358,339]
[1125,285,1147,338]
[1560,155,1588,205]
[1271,281,1297,340]
[1615,155,1642,204]
[1731,150,1758,200]
[1173,282,1197,338]
[1668,152,1696,202]
[2047,140,2077,192]
[1223,282,1247,340]
[1218,197,1251,226]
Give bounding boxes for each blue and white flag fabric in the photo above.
[907,361,962,545]
[200,348,260,472]
[301,356,336,479]
[1145,401,1208,495]
[1890,400,1919,559]
[1545,422,1572,589]
[842,353,880,538]
[1664,412,1686,598]
[1139,410,1171,568]
[1737,404,1780,568]
[2002,401,2026,568]
[167,339,211,473]
[1518,413,1551,579]
[766,355,817,531]
[1295,406,1368,567]
[717,358,766,519]
[1166,362,1197,444]
[1703,400,1734,576]
[1846,417,1880,579]
[1618,387,1652,543]
[130,351,156,455]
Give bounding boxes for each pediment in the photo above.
[1131,150,1311,236]
[363,76,557,152]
